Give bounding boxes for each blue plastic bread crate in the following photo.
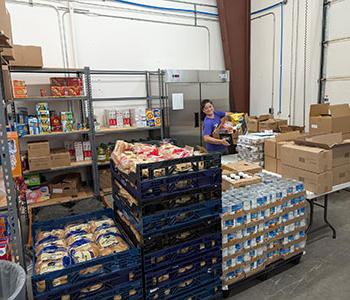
[34,267,143,300]
[143,232,222,273]
[115,207,221,252]
[145,264,222,300]
[113,178,221,222]
[144,248,222,290]
[110,153,221,202]
[31,209,142,299]
[113,192,221,238]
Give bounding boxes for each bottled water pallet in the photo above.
[113,193,221,237]
[110,154,221,202]
[223,251,303,298]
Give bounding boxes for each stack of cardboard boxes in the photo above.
[247,115,288,133]
[28,141,71,171]
[264,131,302,174]
[264,103,350,194]
[309,103,350,139]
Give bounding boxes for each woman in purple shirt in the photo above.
[201,99,230,154]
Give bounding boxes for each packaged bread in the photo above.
[36,229,65,246]
[99,242,129,256]
[70,243,101,275]
[64,223,90,239]
[66,233,93,248]
[89,218,115,233]
[36,246,68,262]
[80,283,104,294]
[35,239,66,255]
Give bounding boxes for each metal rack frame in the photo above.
[0,65,166,267]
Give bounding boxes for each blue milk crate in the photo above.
[34,267,143,300]
[113,193,221,237]
[167,279,222,300]
[112,178,221,222]
[143,233,222,273]
[110,153,222,202]
[115,207,221,252]
[145,264,222,300]
[144,249,222,290]
[31,209,141,299]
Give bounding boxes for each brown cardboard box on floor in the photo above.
[9,45,43,68]
[309,103,350,135]
[280,144,332,173]
[264,131,302,158]
[99,169,112,190]
[259,119,278,132]
[50,173,81,198]
[295,132,350,167]
[333,165,350,186]
[247,116,259,132]
[279,125,305,133]
[281,164,332,194]
[264,156,277,173]
[29,156,51,171]
[28,141,50,158]
[276,119,288,130]
[50,150,71,168]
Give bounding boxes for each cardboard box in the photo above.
[9,45,43,68]
[222,161,262,174]
[27,141,50,158]
[276,119,288,130]
[343,133,350,140]
[264,131,302,158]
[309,103,350,134]
[277,160,283,174]
[279,125,305,133]
[264,156,277,173]
[259,119,277,132]
[277,141,294,160]
[50,150,71,168]
[247,116,259,132]
[0,1,14,60]
[50,173,81,198]
[280,144,332,173]
[295,133,350,167]
[29,156,51,171]
[99,169,112,190]
[281,164,332,194]
[333,165,350,186]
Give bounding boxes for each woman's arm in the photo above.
[203,135,230,146]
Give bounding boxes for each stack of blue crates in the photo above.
[112,153,223,300]
[31,209,142,300]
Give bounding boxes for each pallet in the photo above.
[223,251,304,298]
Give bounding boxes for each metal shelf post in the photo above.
[84,67,100,198]
[0,55,25,268]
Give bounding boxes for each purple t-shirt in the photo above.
[203,111,226,152]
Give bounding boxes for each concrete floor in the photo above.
[228,190,350,300]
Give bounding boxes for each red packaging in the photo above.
[0,238,11,261]
[50,115,62,132]
[66,77,83,86]
[13,86,28,98]
[50,77,67,86]
[66,86,82,96]
[51,86,67,97]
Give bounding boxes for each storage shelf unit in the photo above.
[0,63,166,267]
[12,96,87,102]
[20,129,89,139]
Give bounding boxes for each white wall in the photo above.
[324,0,350,103]
[6,0,224,123]
[250,0,324,128]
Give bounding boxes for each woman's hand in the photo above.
[221,139,230,146]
